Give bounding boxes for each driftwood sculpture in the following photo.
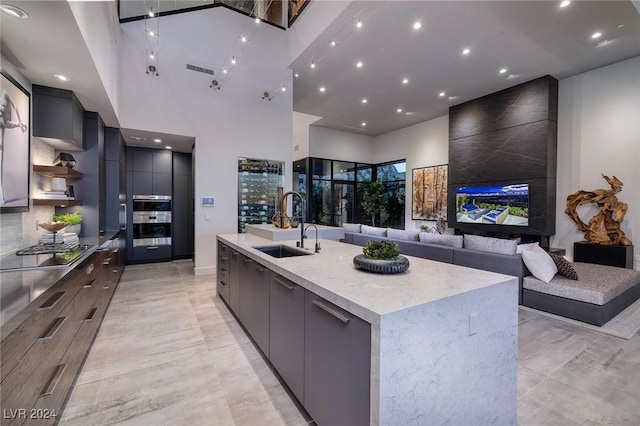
[565,174,631,246]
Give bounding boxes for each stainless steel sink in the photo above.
[252,245,312,258]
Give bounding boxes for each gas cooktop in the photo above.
[16,243,80,256]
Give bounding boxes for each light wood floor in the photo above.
[61,261,640,425]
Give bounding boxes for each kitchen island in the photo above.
[217,233,518,425]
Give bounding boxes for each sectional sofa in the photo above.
[341,224,529,303]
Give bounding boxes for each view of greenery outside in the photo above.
[377,160,406,229]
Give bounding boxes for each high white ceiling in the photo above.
[291,1,640,136]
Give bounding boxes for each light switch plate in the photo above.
[201,197,215,206]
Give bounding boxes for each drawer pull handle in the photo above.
[312,299,351,324]
[256,265,267,272]
[232,251,239,256]
[220,256,228,261]
[147,246,159,250]
[84,278,96,288]
[41,364,66,396]
[86,307,97,321]
[222,244,227,249]
[273,277,294,291]
[220,268,227,273]
[113,249,119,253]
[219,280,227,286]
[243,259,251,264]
[104,280,111,289]
[40,317,66,340]
[39,291,65,310]
[103,258,112,265]
[113,267,119,273]
[87,264,95,275]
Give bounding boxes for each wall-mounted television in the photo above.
[455,184,529,226]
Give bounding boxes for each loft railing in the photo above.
[118,0,292,29]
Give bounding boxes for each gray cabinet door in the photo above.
[216,242,230,304]
[152,172,172,196]
[229,250,241,315]
[238,255,253,326]
[304,290,371,426]
[131,149,153,172]
[173,173,193,258]
[132,171,153,195]
[269,274,304,402]
[153,150,173,174]
[238,257,270,356]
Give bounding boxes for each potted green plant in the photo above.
[361,180,387,226]
[353,240,410,274]
[53,211,83,235]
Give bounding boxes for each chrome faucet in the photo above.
[281,191,305,249]
[304,224,321,253]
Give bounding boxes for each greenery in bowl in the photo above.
[362,240,401,260]
[53,211,83,226]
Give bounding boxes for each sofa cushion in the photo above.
[387,228,420,241]
[523,262,640,305]
[521,244,557,283]
[463,234,517,255]
[516,242,539,254]
[549,253,578,280]
[419,233,463,248]
[342,223,361,233]
[361,225,387,237]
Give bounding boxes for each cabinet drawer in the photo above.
[133,245,172,261]
[1,273,82,382]
[1,300,81,416]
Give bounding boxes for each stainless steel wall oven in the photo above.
[133,195,172,247]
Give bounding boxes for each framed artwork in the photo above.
[412,164,448,220]
[1,70,30,213]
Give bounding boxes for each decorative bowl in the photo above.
[353,254,410,274]
[38,221,69,233]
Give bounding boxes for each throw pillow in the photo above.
[521,244,558,283]
[419,233,464,248]
[361,225,387,237]
[549,253,579,280]
[463,234,518,255]
[342,223,362,233]
[516,242,539,254]
[387,228,420,241]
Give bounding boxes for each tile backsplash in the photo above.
[0,139,55,256]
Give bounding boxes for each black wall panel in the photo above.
[447,75,558,236]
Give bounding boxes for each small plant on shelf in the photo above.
[53,211,83,226]
[362,240,401,260]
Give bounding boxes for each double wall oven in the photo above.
[133,195,172,248]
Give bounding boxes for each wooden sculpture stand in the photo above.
[565,174,631,246]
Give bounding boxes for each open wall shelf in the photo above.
[32,165,82,179]
[32,199,82,207]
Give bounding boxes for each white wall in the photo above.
[373,115,449,230]
[293,111,321,161]
[552,56,640,268]
[118,8,293,275]
[309,126,374,163]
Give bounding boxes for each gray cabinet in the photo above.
[304,290,371,426]
[229,250,241,315]
[269,273,305,402]
[239,257,270,355]
[132,171,153,195]
[172,153,193,259]
[217,242,230,304]
[132,245,172,261]
[131,149,153,172]
[153,150,172,174]
[128,148,172,195]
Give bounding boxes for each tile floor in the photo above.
[61,261,640,425]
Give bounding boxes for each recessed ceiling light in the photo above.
[405,112,414,116]
[361,122,366,126]
[413,22,422,30]
[559,1,571,8]
[356,19,363,29]
[281,85,287,92]
[402,78,409,84]
[1,4,28,19]
[591,32,602,39]
[439,92,446,97]
[255,17,260,23]
[165,146,172,150]
[241,35,247,43]
[294,73,299,78]
[462,48,471,55]
[154,139,161,143]
[396,108,403,113]
[130,136,146,141]
[231,56,236,64]
[361,98,367,104]
[54,74,70,82]
[356,61,363,68]
[310,62,316,69]
[330,40,337,47]
[596,39,614,48]
[499,68,507,74]
[448,96,459,100]
[148,10,155,17]
[319,86,326,92]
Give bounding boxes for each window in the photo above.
[376,160,406,229]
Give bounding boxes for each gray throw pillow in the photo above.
[361,225,387,237]
[419,233,463,248]
[387,228,420,241]
[463,234,518,255]
[342,223,361,233]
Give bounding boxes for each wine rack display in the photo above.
[238,158,284,233]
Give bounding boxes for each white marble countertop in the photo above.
[217,233,517,324]
[244,224,345,241]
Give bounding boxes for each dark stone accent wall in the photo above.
[447,75,558,236]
